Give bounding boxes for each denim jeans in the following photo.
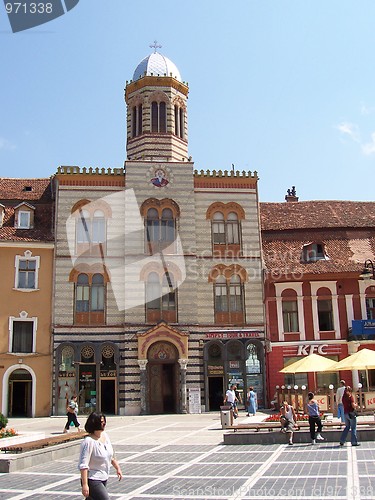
[337,403,345,423]
[340,413,358,445]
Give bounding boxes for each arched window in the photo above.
[61,346,74,372]
[75,273,105,325]
[76,209,90,244]
[282,290,299,333]
[207,203,244,256]
[132,104,143,138]
[214,273,245,324]
[365,286,375,319]
[76,274,89,312]
[227,212,240,244]
[212,212,225,244]
[146,271,177,323]
[317,297,333,331]
[92,210,105,243]
[73,202,110,256]
[143,201,178,254]
[174,105,185,139]
[151,101,166,133]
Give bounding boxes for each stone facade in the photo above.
[52,50,266,416]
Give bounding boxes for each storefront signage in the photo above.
[229,361,240,368]
[206,331,263,339]
[283,343,341,357]
[100,371,116,378]
[352,320,375,336]
[365,392,375,409]
[297,344,329,356]
[208,364,224,375]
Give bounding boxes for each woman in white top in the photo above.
[78,412,123,499]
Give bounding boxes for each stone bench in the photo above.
[226,420,375,432]
[224,420,375,445]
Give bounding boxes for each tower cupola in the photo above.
[125,44,189,163]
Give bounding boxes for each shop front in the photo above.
[55,342,119,415]
[267,341,348,405]
[203,330,265,411]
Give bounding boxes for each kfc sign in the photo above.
[297,344,329,356]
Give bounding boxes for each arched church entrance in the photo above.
[8,369,32,417]
[147,341,178,414]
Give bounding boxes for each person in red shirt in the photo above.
[339,386,360,447]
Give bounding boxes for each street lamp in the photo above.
[360,259,375,280]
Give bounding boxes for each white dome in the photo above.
[133,52,182,82]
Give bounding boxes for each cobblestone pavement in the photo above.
[0,413,374,499]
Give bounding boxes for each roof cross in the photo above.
[149,40,162,53]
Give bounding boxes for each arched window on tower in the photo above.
[131,104,143,138]
[174,105,185,139]
[151,101,166,133]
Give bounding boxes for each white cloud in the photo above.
[360,102,375,115]
[362,132,375,155]
[336,122,360,142]
[0,137,16,151]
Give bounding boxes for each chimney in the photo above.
[285,186,299,202]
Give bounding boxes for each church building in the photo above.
[52,47,265,415]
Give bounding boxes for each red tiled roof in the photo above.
[262,235,375,275]
[260,201,375,231]
[0,178,54,242]
[0,178,53,201]
[260,201,375,276]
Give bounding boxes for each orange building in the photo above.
[0,178,54,416]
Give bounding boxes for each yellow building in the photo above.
[0,178,54,416]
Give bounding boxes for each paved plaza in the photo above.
[0,413,374,499]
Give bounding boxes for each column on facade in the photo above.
[138,359,148,415]
[178,358,188,414]
[348,341,361,389]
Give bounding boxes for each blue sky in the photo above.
[1,0,374,202]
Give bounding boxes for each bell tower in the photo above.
[125,45,189,163]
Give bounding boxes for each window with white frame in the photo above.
[317,298,334,331]
[301,242,328,263]
[14,251,40,290]
[0,204,4,227]
[76,209,106,248]
[9,313,36,353]
[282,300,299,332]
[366,297,375,320]
[17,211,31,229]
